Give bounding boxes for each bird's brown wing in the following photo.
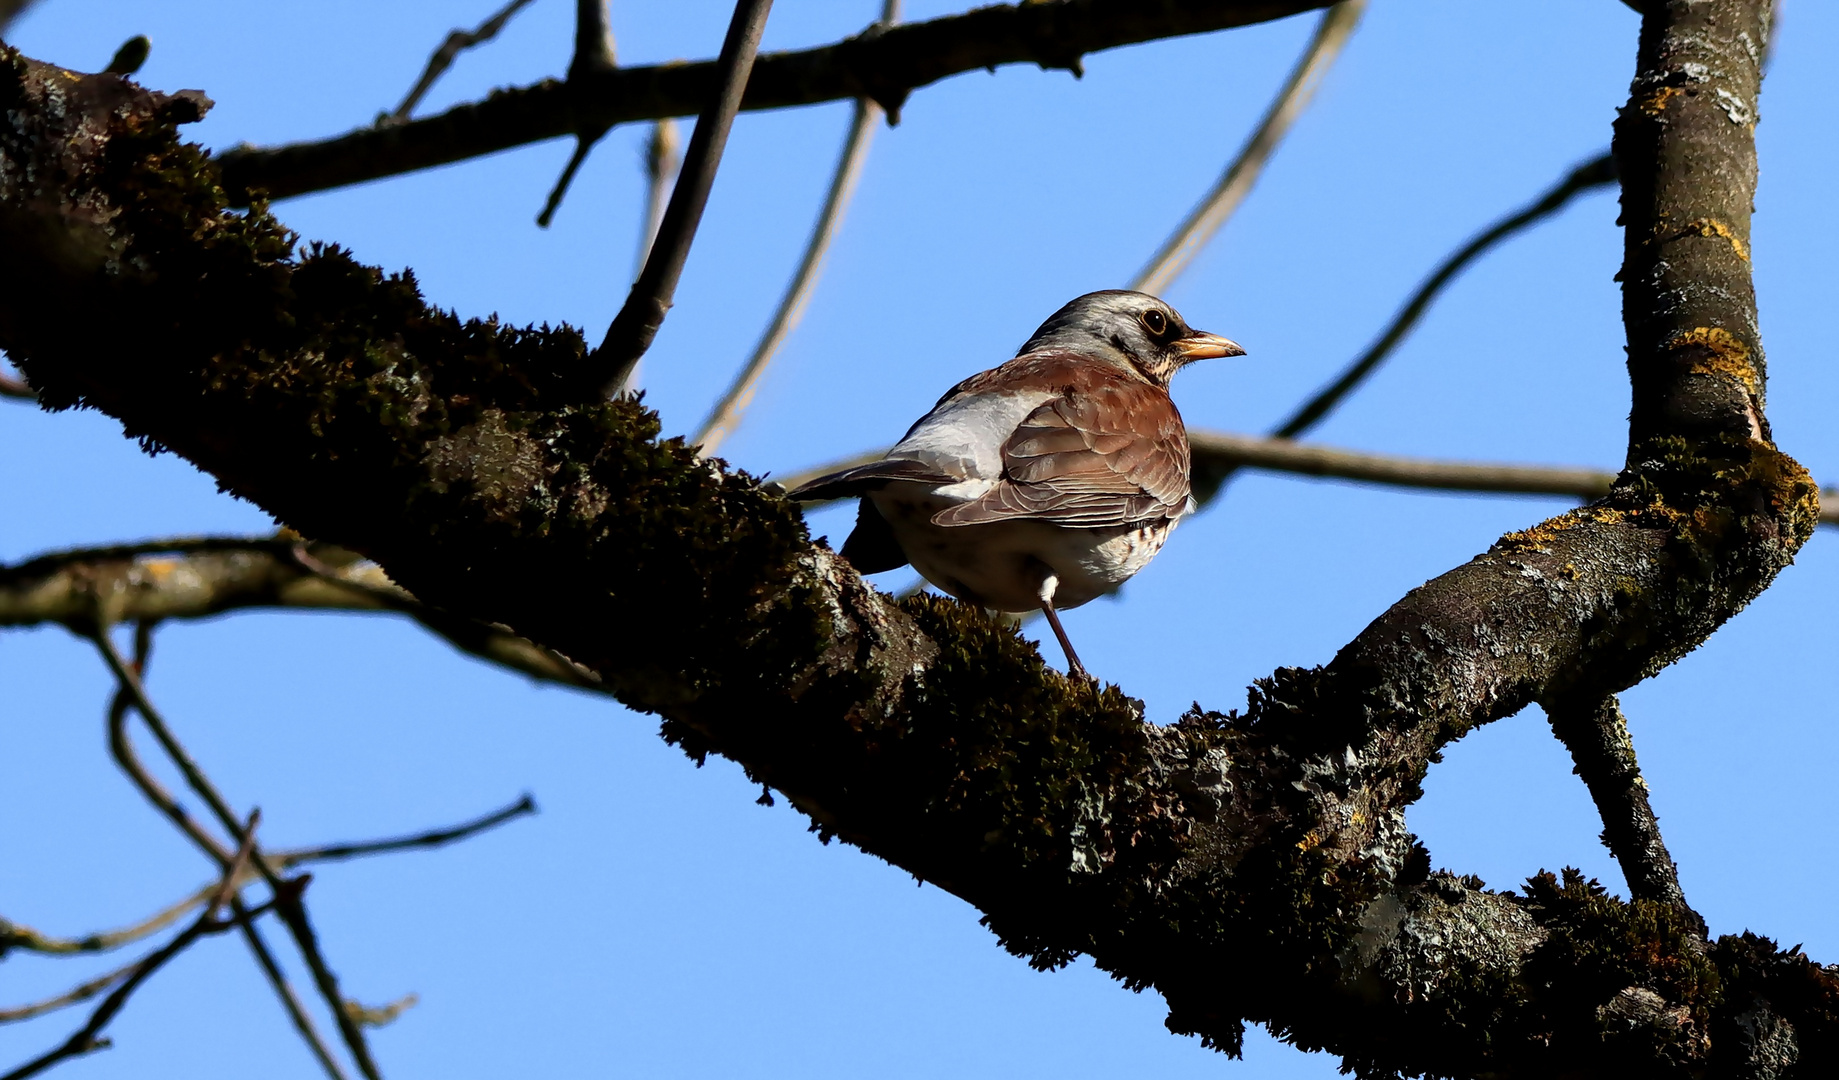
[931,378,1191,528]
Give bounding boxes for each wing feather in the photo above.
[931,375,1190,529]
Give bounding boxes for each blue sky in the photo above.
[3,2,1836,1077]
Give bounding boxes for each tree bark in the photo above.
[0,0,1829,1073]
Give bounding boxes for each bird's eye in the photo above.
[1140,309,1169,336]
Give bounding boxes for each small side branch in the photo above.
[591,0,776,394]
[694,0,900,455]
[383,0,537,125]
[1268,152,1617,443]
[92,628,382,1080]
[1546,696,1694,919]
[1131,0,1363,295]
[0,898,274,1080]
[631,119,683,276]
[534,0,621,228]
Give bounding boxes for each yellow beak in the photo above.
[1171,331,1247,362]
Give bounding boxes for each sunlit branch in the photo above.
[1130,0,1362,295]
[695,0,900,456]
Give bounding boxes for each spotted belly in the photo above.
[868,482,1180,613]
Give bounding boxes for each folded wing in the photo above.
[931,380,1191,528]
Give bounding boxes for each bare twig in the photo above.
[1546,696,1696,923]
[2,792,534,966]
[0,961,140,1025]
[1,891,210,958]
[1131,1,1363,295]
[535,0,621,228]
[344,994,419,1030]
[0,901,276,1080]
[592,0,777,395]
[1267,151,1617,443]
[635,119,682,278]
[92,630,383,1080]
[233,909,351,1080]
[1,536,601,690]
[383,0,537,125]
[695,1,901,455]
[570,0,617,79]
[96,624,349,1078]
[279,794,537,866]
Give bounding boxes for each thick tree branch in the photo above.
[0,9,1828,1074]
[216,0,1336,205]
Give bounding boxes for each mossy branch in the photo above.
[0,16,1829,1075]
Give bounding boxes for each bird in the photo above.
[787,290,1243,680]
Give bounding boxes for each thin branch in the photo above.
[277,794,537,866]
[92,630,383,1080]
[2,793,534,962]
[694,0,901,455]
[1,536,602,690]
[103,630,235,866]
[569,0,617,79]
[0,902,276,1080]
[1130,0,1362,295]
[0,961,140,1025]
[218,1,1337,204]
[1,889,212,958]
[383,0,538,125]
[1267,151,1617,443]
[592,0,776,394]
[231,908,350,1080]
[534,1,622,229]
[635,119,682,279]
[1545,696,1696,922]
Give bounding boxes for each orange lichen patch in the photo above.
[1497,505,1632,552]
[1675,217,1750,261]
[1639,85,1682,115]
[1748,443,1821,537]
[1296,830,1322,853]
[1670,327,1759,397]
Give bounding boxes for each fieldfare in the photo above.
[788,290,1243,680]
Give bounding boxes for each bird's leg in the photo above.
[1034,571,1091,682]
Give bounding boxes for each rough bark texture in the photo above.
[215,0,1335,203]
[0,0,1832,1074]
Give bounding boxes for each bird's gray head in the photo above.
[1017,290,1245,387]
